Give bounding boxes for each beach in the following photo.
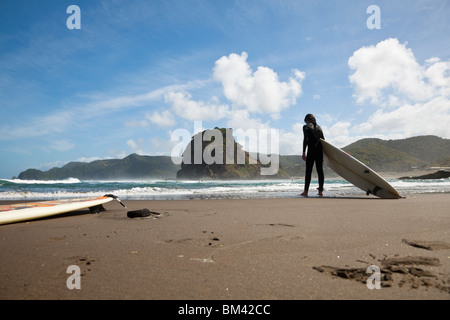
[0,194,449,300]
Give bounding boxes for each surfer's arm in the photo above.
[302,126,308,160]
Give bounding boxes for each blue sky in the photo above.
[1,0,449,178]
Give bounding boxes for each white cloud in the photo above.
[323,121,354,147]
[147,110,176,127]
[425,58,450,96]
[277,122,304,155]
[165,91,230,121]
[226,109,270,132]
[355,97,450,139]
[127,139,145,154]
[348,38,435,105]
[347,38,450,140]
[161,52,305,127]
[213,52,305,115]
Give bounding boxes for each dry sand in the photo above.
[0,194,449,300]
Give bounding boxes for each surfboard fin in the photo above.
[372,186,382,196]
[89,204,106,214]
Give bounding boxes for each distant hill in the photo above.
[342,139,422,172]
[342,135,450,172]
[18,154,180,180]
[16,135,450,180]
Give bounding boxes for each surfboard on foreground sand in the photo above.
[321,139,401,199]
[0,194,125,225]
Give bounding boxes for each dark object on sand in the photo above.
[127,208,160,218]
[399,170,450,180]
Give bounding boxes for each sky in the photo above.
[1,0,449,178]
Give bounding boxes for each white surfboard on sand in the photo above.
[321,139,401,199]
[0,195,118,225]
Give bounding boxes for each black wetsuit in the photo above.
[302,122,325,193]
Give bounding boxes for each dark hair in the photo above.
[304,113,316,124]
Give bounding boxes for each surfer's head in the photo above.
[304,113,316,124]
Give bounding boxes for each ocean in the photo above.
[1,177,449,201]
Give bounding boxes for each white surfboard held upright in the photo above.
[0,196,114,225]
[320,139,401,199]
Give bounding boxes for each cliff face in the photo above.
[176,128,287,179]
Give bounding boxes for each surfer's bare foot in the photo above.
[299,192,308,197]
[317,188,323,197]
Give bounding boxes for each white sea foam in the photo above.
[0,178,448,200]
[2,177,81,184]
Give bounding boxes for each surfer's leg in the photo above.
[303,155,314,194]
[316,152,324,195]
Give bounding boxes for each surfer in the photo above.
[299,114,325,197]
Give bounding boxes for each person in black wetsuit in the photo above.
[299,114,325,197]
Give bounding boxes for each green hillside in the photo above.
[18,154,180,180]
[343,140,423,172]
[384,136,450,162]
[343,135,450,172]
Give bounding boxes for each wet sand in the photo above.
[0,194,449,300]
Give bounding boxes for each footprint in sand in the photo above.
[314,254,449,294]
[402,239,450,251]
